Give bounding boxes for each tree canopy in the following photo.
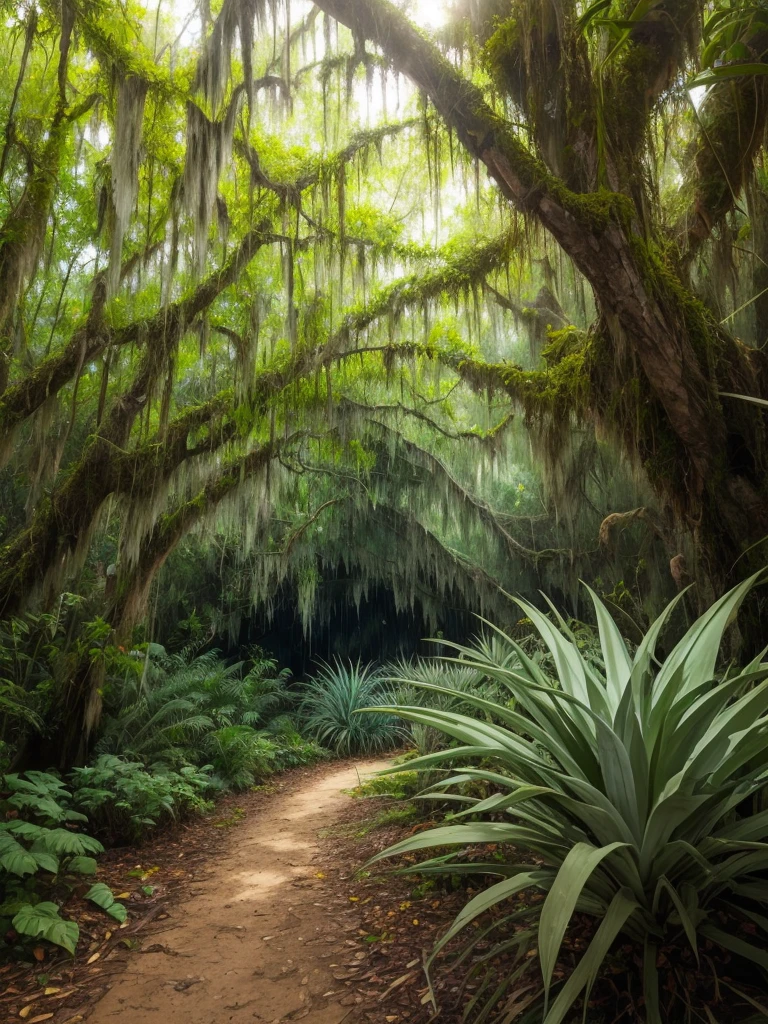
[2,0,768,757]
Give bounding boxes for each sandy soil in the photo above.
[85,759,392,1024]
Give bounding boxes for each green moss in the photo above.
[455,345,590,425]
[542,326,586,366]
[348,770,420,800]
[502,350,590,415]
[483,17,522,99]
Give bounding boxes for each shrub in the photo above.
[261,717,330,771]
[96,646,292,768]
[203,723,328,789]
[300,659,400,756]
[368,575,768,1023]
[203,725,279,790]
[0,771,105,955]
[70,754,212,843]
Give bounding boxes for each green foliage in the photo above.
[0,770,103,957]
[97,646,292,765]
[203,726,278,790]
[12,903,79,956]
[300,659,401,756]
[386,643,518,756]
[84,882,127,923]
[367,574,768,1023]
[0,0,693,700]
[693,3,768,85]
[69,754,213,843]
[91,648,324,795]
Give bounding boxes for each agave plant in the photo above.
[386,652,514,756]
[368,574,768,1023]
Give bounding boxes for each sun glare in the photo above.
[410,0,449,31]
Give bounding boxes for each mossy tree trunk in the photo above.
[313,0,768,588]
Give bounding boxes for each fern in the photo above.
[97,647,294,766]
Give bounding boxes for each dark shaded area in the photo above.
[235,578,478,677]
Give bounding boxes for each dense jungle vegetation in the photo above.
[5,0,768,1020]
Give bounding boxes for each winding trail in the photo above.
[86,759,391,1024]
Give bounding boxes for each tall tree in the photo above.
[3,0,768,760]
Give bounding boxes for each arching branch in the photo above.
[310,0,726,496]
[338,396,513,443]
[0,216,279,449]
[372,424,568,566]
[113,434,307,633]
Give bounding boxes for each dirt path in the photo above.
[86,759,392,1024]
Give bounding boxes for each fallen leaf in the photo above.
[87,953,100,964]
[115,893,130,900]
[348,896,359,902]
[43,987,60,995]
[32,948,45,962]
[19,1007,32,1019]
[29,1015,54,1022]
[377,971,416,1001]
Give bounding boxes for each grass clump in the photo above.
[300,659,401,756]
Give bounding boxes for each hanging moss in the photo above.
[107,74,148,297]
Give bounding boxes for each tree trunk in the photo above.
[313,0,768,588]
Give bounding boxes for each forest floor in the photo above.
[0,758,474,1024]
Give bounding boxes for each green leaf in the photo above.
[85,882,117,911]
[653,876,699,964]
[12,902,79,955]
[543,889,638,1024]
[366,822,560,866]
[85,882,127,922]
[67,855,98,874]
[583,582,631,710]
[37,829,104,856]
[31,850,60,874]
[643,940,662,1024]
[0,833,38,876]
[539,841,627,1001]
[577,0,612,33]
[720,391,768,409]
[106,902,128,922]
[690,63,768,88]
[701,923,768,969]
[427,871,550,966]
